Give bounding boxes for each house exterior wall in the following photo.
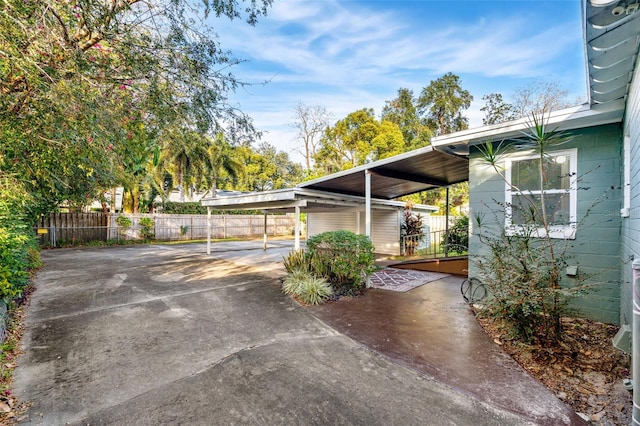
[620,57,640,327]
[307,209,402,255]
[468,124,623,324]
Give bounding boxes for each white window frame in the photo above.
[504,148,578,239]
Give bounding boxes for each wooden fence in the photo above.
[34,213,296,246]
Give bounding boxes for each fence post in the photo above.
[51,225,56,247]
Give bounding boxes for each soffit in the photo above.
[298,146,469,200]
[585,0,640,107]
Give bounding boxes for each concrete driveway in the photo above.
[15,241,532,425]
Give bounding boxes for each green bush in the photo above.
[443,215,469,253]
[139,217,155,240]
[282,269,332,305]
[306,230,375,295]
[0,175,40,300]
[115,215,132,228]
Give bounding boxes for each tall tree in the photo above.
[481,93,517,125]
[511,80,574,118]
[206,133,244,197]
[417,73,473,136]
[160,129,212,203]
[292,103,332,170]
[0,0,273,215]
[480,81,575,126]
[236,143,303,192]
[313,109,405,175]
[381,88,431,150]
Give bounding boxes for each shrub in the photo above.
[0,174,40,300]
[139,217,155,240]
[282,269,332,305]
[474,113,592,343]
[306,230,375,295]
[282,249,308,273]
[401,209,423,256]
[443,215,469,253]
[115,215,132,228]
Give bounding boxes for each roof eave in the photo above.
[431,100,624,150]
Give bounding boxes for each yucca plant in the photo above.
[282,249,308,273]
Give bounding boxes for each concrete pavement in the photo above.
[13,241,561,424]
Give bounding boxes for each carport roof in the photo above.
[298,146,468,200]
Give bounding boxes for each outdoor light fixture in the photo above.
[589,0,618,7]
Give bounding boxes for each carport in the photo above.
[201,145,469,253]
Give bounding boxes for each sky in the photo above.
[212,0,586,164]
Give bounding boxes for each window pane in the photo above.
[512,158,539,191]
[542,155,570,190]
[511,193,571,226]
[512,155,570,191]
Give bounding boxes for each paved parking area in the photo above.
[13,241,571,425]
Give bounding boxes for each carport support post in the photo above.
[206,207,211,255]
[294,206,301,250]
[365,170,371,288]
[444,186,450,257]
[263,213,268,250]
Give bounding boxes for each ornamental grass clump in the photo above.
[281,269,332,305]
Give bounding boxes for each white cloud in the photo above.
[209,1,584,164]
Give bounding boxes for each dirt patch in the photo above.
[476,314,632,425]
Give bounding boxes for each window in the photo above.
[504,148,577,239]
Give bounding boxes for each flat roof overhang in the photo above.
[201,188,438,214]
[430,101,625,154]
[298,146,469,200]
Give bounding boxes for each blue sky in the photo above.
[213,0,586,163]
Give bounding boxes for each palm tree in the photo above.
[205,133,244,197]
[160,127,211,202]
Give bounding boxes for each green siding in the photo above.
[468,124,623,324]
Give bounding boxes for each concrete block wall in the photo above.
[620,58,640,327]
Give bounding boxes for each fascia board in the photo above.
[431,102,624,148]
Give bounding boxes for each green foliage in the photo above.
[0,175,41,300]
[0,0,273,214]
[162,202,208,215]
[473,218,577,343]
[282,269,332,305]
[381,88,432,150]
[116,216,132,228]
[417,72,473,135]
[402,182,469,215]
[234,142,303,192]
[139,217,155,240]
[306,230,375,295]
[282,249,309,274]
[481,93,517,126]
[443,215,469,253]
[313,109,405,174]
